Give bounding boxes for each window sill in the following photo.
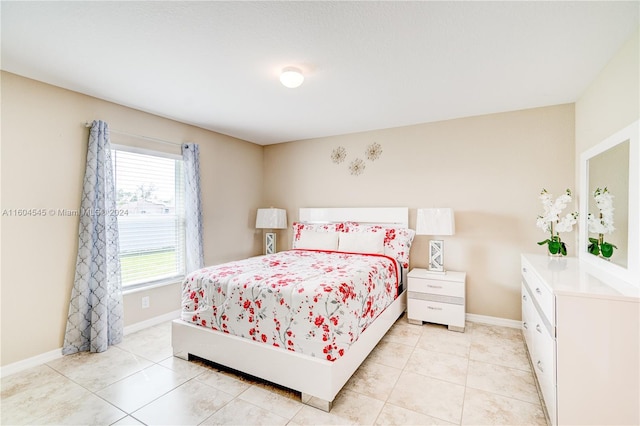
[122,277,184,295]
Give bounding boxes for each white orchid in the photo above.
[536,189,578,256]
[556,212,579,233]
[587,187,615,235]
[587,187,617,258]
[536,189,573,230]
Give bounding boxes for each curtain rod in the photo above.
[84,122,183,147]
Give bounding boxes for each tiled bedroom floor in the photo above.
[1,317,547,425]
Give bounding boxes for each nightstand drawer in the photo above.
[408,277,465,298]
[407,298,465,328]
[408,291,464,306]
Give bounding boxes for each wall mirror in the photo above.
[579,120,639,284]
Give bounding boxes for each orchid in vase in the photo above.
[587,187,617,259]
[536,189,578,256]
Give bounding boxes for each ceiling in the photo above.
[2,1,638,145]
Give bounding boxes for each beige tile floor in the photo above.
[1,317,547,425]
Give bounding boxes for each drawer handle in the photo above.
[536,360,544,373]
[523,321,528,329]
[536,324,542,333]
[522,294,527,301]
[535,288,542,295]
[522,267,527,273]
[427,306,443,311]
[427,284,443,289]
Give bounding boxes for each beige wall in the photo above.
[2,27,635,368]
[575,28,639,155]
[264,104,576,321]
[0,72,264,366]
[575,28,639,270]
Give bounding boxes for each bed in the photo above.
[171,207,414,411]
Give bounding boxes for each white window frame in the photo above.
[111,144,186,291]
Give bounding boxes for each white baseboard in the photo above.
[466,313,521,329]
[1,310,181,379]
[2,310,513,378]
[0,348,63,379]
[123,309,181,335]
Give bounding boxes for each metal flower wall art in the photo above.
[365,142,382,161]
[331,142,383,176]
[348,158,366,176]
[331,146,347,164]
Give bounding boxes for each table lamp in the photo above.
[256,208,287,254]
[416,208,455,273]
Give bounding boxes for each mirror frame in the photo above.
[579,120,639,284]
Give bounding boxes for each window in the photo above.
[112,146,185,289]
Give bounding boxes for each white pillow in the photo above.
[338,232,384,254]
[294,230,339,250]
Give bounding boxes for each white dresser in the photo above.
[521,254,639,426]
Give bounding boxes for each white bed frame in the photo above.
[172,207,410,411]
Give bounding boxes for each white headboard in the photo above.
[299,207,409,228]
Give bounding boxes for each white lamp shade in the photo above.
[256,208,287,229]
[416,208,455,236]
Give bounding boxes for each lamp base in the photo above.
[428,239,445,273]
[265,232,276,255]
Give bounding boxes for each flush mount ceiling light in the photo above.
[279,66,304,88]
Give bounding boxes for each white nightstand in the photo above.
[407,268,466,332]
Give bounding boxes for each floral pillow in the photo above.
[292,222,347,242]
[291,221,415,269]
[343,222,415,269]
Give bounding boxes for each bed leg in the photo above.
[301,393,333,412]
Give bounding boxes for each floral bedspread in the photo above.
[181,249,399,361]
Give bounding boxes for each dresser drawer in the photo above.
[532,317,556,380]
[521,283,535,350]
[408,277,465,298]
[407,298,465,328]
[532,311,557,424]
[521,258,554,324]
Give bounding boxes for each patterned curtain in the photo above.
[182,143,204,273]
[62,120,123,355]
